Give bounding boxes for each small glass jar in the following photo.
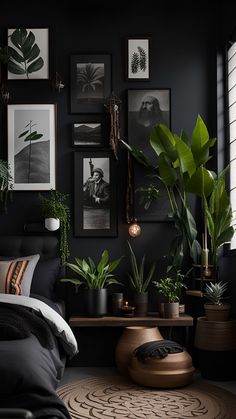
[111,293,123,316]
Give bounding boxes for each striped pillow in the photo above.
[0,260,29,295]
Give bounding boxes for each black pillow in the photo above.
[30,258,61,301]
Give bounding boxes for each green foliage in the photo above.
[127,241,156,293]
[61,250,123,289]
[39,190,70,265]
[153,271,187,303]
[0,46,11,64]
[204,168,234,270]
[8,28,44,79]
[205,281,228,305]
[0,159,13,213]
[120,115,217,271]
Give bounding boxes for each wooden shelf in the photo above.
[69,313,193,328]
[186,290,204,297]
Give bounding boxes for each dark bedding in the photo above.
[0,296,78,419]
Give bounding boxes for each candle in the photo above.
[121,301,135,317]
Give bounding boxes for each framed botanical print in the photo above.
[72,114,107,147]
[8,104,56,190]
[128,88,171,221]
[74,150,117,237]
[7,28,49,80]
[127,37,150,80]
[70,54,111,113]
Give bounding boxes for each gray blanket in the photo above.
[0,303,71,419]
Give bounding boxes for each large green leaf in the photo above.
[8,46,24,63]
[184,167,215,197]
[10,28,27,48]
[191,115,209,161]
[150,124,178,162]
[175,135,196,177]
[120,140,153,169]
[158,154,177,187]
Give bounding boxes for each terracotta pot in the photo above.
[115,326,163,375]
[129,351,194,388]
[204,303,231,321]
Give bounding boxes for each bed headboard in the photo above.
[0,235,59,260]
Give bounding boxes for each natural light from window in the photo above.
[228,41,236,249]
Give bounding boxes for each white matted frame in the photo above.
[8,28,49,80]
[127,37,150,80]
[8,104,56,190]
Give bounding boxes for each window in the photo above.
[227,42,236,249]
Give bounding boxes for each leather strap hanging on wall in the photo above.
[105,92,122,160]
[126,152,134,224]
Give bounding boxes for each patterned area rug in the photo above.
[57,375,236,418]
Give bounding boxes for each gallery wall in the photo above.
[0,2,217,308]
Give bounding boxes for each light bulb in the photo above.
[128,221,141,237]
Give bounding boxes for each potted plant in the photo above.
[61,250,123,317]
[39,190,70,265]
[0,159,13,213]
[127,241,156,316]
[153,273,187,318]
[204,281,230,321]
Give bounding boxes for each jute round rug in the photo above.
[57,375,236,418]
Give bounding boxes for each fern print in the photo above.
[138,46,147,71]
[131,52,140,74]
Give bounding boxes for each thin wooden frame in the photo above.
[128,88,171,221]
[72,115,107,148]
[70,54,111,113]
[8,104,56,190]
[74,150,117,237]
[127,37,150,80]
[7,28,49,80]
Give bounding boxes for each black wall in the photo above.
[0,2,218,312]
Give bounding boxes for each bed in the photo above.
[0,235,78,419]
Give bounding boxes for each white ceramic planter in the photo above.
[45,217,60,231]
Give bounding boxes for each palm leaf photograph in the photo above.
[7,28,49,79]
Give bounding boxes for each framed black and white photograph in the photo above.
[70,54,111,113]
[72,115,106,147]
[7,28,49,80]
[8,104,56,190]
[127,38,150,80]
[128,88,171,221]
[74,151,117,237]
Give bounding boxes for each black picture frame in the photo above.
[72,115,107,148]
[126,37,150,81]
[128,88,171,222]
[70,54,111,113]
[74,150,117,237]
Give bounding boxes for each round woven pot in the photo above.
[204,303,231,321]
[129,351,194,388]
[115,326,163,376]
[194,316,236,351]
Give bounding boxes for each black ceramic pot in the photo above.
[86,288,107,317]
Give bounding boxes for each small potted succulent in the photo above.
[61,250,123,317]
[204,281,230,321]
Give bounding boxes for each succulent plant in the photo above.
[204,281,228,305]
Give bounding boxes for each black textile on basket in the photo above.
[0,302,54,349]
[133,340,183,363]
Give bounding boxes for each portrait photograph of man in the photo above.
[128,89,170,163]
